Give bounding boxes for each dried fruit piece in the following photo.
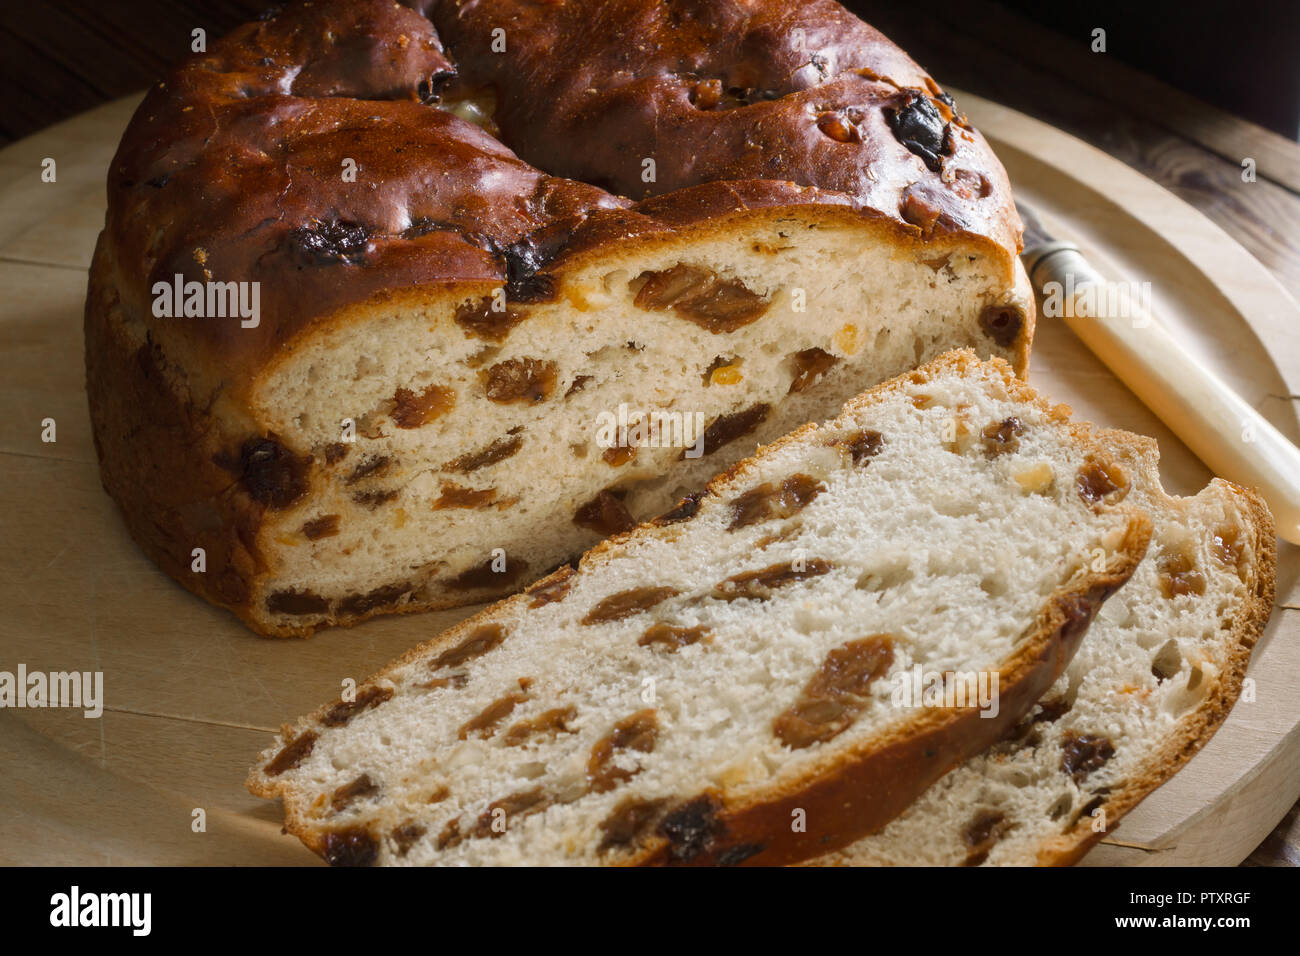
[837,429,884,465]
[817,111,861,144]
[884,91,951,172]
[434,483,498,509]
[728,473,825,531]
[482,358,557,403]
[239,436,309,509]
[322,827,379,866]
[639,623,709,652]
[1060,732,1115,782]
[287,219,372,265]
[687,403,771,459]
[337,583,411,617]
[458,691,529,739]
[331,773,379,813]
[1076,458,1130,507]
[391,383,456,428]
[323,684,394,727]
[574,489,637,535]
[301,514,340,540]
[267,589,329,615]
[598,796,670,853]
[588,709,659,793]
[773,635,895,749]
[443,432,523,473]
[265,730,317,776]
[788,347,838,393]
[430,623,506,670]
[714,559,833,600]
[981,417,1023,457]
[346,455,390,484]
[503,705,577,745]
[978,304,1024,348]
[391,821,426,856]
[657,793,723,862]
[449,556,529,591]
[582,586,679,624]
[454,295,527,342]
[526,567,576,608]
[634,264,769,333]
[1157,551,1206,598]
[962,810,1011,866]
[653,492,707,526]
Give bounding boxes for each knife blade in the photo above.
[1015,199,1300,544]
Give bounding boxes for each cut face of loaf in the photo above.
[248,352,1152,866]
[815,445,1275,867]
[248,215,1032,635]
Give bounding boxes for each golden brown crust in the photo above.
[247,350,1152,865]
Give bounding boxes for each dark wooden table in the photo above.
[3,0,1297,865]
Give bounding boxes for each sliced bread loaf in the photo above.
[815,440,1275,866]
[247,352,1151,865]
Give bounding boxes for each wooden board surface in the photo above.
[1,91,1297,867]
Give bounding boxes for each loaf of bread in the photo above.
[248,352,1156,865]
[815,440,1275,866]
[85,0,1033,636]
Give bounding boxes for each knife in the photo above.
[1017,199,1300,544]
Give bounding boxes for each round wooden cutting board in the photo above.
[0,91,1296,867]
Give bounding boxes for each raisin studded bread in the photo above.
[816,444,1275,867]
[248,352,1154,866]
[86,0,1034,636]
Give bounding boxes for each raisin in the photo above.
[1211,526,1244,571]
[267,589,329,615]
[588,710,659,793]
[727,473,825,531]
[431,623,506,670]
[817,112,861,144]
[324,443,349,465]
[773,635,895,749]
[526,567,576,607]
[391,384,456,428]
[657,794,723,863]
[482,358,557,403]
[602,444,637,466]
[499,237,558,303]
[634,264,769,333]
[598,796,670,853]
[582,587,679,625]
[449,556,529,591]
[688,403,770,460]
[458,691,529,740]
[503,705,577,745]
[265,730,317,776]
[288,219,372,265]
[336,583,411,618]
[714,559,833,600]
[301,514,340,540]
[323,684,394,727]
[788,348,838,393]
[962,810,1010,866]
[979,305,1024,348]
[391,821,426,856]
[239,437,309,509]
[574,489,637,535]
[717,843,765,866]
[639,623,709,652]
[981,417,1023,457]
[322,827,379,866]
[566,374,593,396]
[653,492,707,526]
[443,432,522,473]
[471,787,553,839]
[838,429,884,465]
[1075,459,1130,507]
[434,483,498,509]
[351,488,398,509]
[884,91,951,172]
[454,296,527,342]
[1157,551,1206,598]
[1060,732,1115,782]
[1034,698,1072,723]
[346,455,391,484]
[331,774,379,813]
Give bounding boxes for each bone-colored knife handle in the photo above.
[1028,245,1300,544]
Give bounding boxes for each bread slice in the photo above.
[815,441,1275,866]
[248,352,1152,865]
[86,0,1035,637]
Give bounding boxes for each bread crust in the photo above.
[247,351,1154,865]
